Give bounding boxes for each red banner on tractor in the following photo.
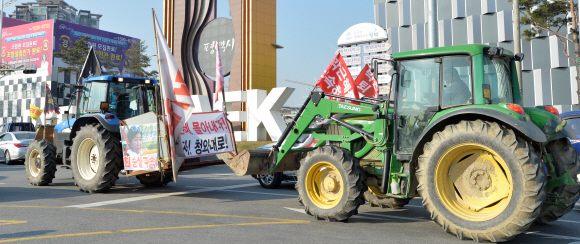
[316,53,359,104]
[355,64,379,99]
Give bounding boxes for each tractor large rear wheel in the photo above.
[416,120,545,242]
[296,145,366,221]
[25,139,57,186]
[71,124,122,193]
[537,138,580,223]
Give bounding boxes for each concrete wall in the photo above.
[374,0,579,112]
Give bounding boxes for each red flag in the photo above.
[315,53,359,104]
[153,13,195,181]
[355,65,379,98]
[214,42,224,105]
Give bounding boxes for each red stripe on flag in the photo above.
[173,70,190,96]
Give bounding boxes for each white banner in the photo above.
[378,75,392,84]
[121,123,159,171]
[343,56,361,66]
[337,46,361,56]
[364,53,391,64]
[378,64,392,73]
[363,43,391,53]
[180,111,234,157]
[349,66,362,76]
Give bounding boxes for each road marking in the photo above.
[285,207,580,240]
[212,173,236,176]
[0,220,27,226]
[0,205,310,243]
[65,183,259,208]
[219,189,298,197]
[524,231,580,241]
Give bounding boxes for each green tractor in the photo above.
[227,44,580,242]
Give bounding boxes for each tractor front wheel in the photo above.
[416,120,545,242]
[25,139,57,186]
[364,186,410,209]
[296,145,366,221]
[136,173,173,187]
[537,138,580,223]
[71,124,122,193]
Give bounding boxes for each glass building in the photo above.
[9,0,101,29]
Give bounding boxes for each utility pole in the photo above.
[513,0,523,103]
[427,0,438,48]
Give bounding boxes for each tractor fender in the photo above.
[542,117,576,141]
[409,108,547,163]
[70,114,120,140]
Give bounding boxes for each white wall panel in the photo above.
[438,19,452,47]
[398,0,411,27]
[549,35,569,68]
[412,23,425,50]
[467,15,482,44]
[497,11,513,42]
[452,0,466,19]
[533,69,552,106]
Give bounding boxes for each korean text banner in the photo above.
[180,111,234,157]
[1,20,53,76]
[54,20,139,75]
[121,123,159,171]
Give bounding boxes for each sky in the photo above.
[3,0,375,107]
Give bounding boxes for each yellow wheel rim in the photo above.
[305,161,344,209]
[435,143,513,222]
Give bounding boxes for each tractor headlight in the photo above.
[118,77,124,82]
[145,79,151,84]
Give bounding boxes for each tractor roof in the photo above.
[83,75,158,84]
[392,44,513,59]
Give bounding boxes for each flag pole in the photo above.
[43,85,47,139]
[151,9,169,173]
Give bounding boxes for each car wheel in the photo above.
[5,150,13,165]
[258,172,283,189]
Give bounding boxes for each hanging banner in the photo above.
[1,20,53,75]
[121,123,159,171]
[180,111,235,157]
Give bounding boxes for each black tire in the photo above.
[136,174,173,186]
[71,124,122,193]
[295,145,366,221]
[364,187,411,209]
[4,150,13,165]
[416,120,546,242]
[536,138,580,223]
[25,139,57,186]
[257,172,283,189]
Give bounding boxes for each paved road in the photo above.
[1,162,579,243]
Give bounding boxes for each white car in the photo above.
[0,132,37,165]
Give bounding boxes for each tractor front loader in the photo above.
[227,44,580,242]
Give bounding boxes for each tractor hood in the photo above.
[524,107,576,141]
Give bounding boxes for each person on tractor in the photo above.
[442,67,471,107]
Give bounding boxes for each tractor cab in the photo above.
[381,45,525,155]
[77,76,159,120]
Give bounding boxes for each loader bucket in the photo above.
[226,149,302,176]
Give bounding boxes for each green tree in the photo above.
[53,36,91,75]
[513,0,579,107]
[123,40,158,79]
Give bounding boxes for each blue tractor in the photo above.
[24,75,170,193]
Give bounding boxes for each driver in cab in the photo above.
[442,67,471,107]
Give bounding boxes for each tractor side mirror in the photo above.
[402,70,412,88]
[514,53,525,61]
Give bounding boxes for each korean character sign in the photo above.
[120,123,159,171]
[354,64,379,99]
[315,53,360,104]
[180,111,235,157]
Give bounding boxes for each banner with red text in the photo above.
[1,20,53,75]
[121,123,159,171]
[180,111,234,157]
[315,53,359,104]
[355,64,379,98]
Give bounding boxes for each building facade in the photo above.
[9,0,101,29]
[374,0,578,112]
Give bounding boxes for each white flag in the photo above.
[153,13,195,181]
[214,42,225,109]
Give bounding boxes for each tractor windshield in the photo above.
[483,57,514,104]
[109,83,142,120]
